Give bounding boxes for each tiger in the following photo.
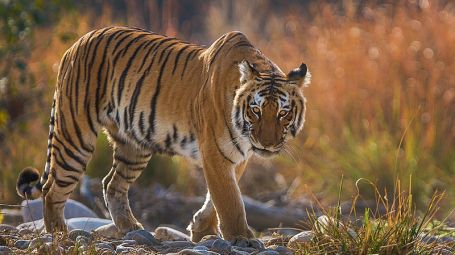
[16,26,311,245]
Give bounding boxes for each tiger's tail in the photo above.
[16,92,57,199]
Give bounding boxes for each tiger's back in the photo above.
[61,27,205,156]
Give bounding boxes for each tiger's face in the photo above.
[232,61,311,158]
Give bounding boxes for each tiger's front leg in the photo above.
[199,140,252,242]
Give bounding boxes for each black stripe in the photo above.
[85,97,98,136]
[137,37,162,72]
[172,124,178,142]
[61,110,94,153]
[52,139,86,167]
[53,153,83,173]
[114,154,148,166]
[148,47,173,134]
[117,39,150,105]
[171,44,191,75]
[209,33,244,66]
[211,126,236,164]
[115,171,137,182]
[180,49,198,79]
[96,29,124,122]
[224,116,244,157]
[86,28,113,111]
[55,178,75,188]
[139,111,145,135]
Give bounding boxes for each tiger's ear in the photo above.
[238,60,259,84]
[287,63,311,88]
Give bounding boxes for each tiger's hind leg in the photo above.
[104,140,151,234]
[41,126,96,233]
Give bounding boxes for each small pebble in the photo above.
[121,239,137,246]
[232,246,257,253]
[155,226,190,241]
[124,229,160,246]
[268,245,293,255]
[29,235,53,250]
[18,229,33,235]
[0,246,12,255]
[95,242,114,251]
[116,244,135,253]
[0,225,16,233]
[178,249,206,255]
[14,239,30,250]
[193,245,209,251]
[211,238,232,253]
[231,249,250,255]
[257,249,280,255]
[162,240,195,249]
[76,235,90,246]
[68,229,92,241]
[287,231,314,249]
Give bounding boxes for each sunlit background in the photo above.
[0,0,454,221]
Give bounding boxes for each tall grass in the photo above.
[293,177,454,254]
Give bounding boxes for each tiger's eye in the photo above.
[252,107,260,114]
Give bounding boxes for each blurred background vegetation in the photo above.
[0,0,454,220]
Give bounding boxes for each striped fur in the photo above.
[16,27,310,241]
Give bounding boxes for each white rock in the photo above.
[16,217,111,232]
[66,217,111,231]
[21,198,97,222]
[287,231,314,249]
[94,223,123,239]
[155,226,191,241]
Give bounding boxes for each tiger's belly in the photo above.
[112,117,202,165]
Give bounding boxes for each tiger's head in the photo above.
[232,60,311,158]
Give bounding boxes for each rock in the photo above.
[420,233,455,244]
[268,245,293,255]
[162,240,195,249]
[193,245,209,251]
[231,246,256,253]
[94,223,123,239]
[232,238,265,250]
[14,239,30,250]
[198,237,218,248]
[231,249,250,255]
[121,239,137,246]
[0,246,12,255]
[116,244,135,254]
[21,198,98,222]
[95,242,114,251]
[68,229,92,241]
[155,226,191,241]
[287,231,314,249]
[178,249,219,255]
[257,249,280,255]
[75,235,90,246]
[124,229,160,246]
[66,217,111,231]
[210,238,232,253]
[29,235,53,250]
[0,224,16,233]
[16,218,45,233]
